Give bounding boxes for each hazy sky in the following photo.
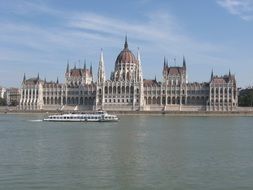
[0,0,253,87]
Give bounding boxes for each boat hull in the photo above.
[43,111,118,122]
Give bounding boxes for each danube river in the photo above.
[0,114,253,189]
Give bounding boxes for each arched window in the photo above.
[167,96,171,104]
[157,97,161,104]
[162,97,166,105]
[144,97,147,104]
[152,97,156,104]
[172,97,175,104]
[130,86,134,94]
[122,86,125,93]
[84,97,88,105]
[148,97,151,104]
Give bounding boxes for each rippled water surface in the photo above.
[1,114,253,189]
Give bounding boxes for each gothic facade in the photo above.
[19,37,238,112]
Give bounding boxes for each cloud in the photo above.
[217,0,253,21]
[0,1,229,86]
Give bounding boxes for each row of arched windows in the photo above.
[43,97,95,105]
[144,96,208,105]
[103,86,138,94]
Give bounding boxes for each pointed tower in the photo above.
[66,60,69,73]
[137,47,143,82]
[183,56,186,69]
[83,59,86,70]
[98,49,106,84]
[137,47,144,110]
[211,69,214,81]
[37,73,40,80]
[23,73,26,83]
[90,63,93,82]
[56,77,59,84]
[124,35,128,49]
[163,56,167,80]
[163,56,166,70]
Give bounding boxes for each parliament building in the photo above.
[19,37,238,112]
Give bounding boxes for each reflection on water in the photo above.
[0,114,253,189]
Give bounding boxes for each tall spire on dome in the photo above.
[98,48,106,83]
[211,69,214,80]
[124,35,128,49]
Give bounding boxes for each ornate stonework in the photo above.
[19,37,238,112]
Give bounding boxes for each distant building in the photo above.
[5,88,20,106]
[19,37,238,111]
[0,87,6,99]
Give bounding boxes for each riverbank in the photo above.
[1,107,253,116]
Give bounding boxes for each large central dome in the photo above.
[115,37,138,64]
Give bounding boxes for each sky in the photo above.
[0,0,253,88]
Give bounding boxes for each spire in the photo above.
[66,60,69,73]
[98,48,106,83]
[183,56,186,68]
[74,63,76,69]
[163,56,166,69]
[229,69,231,77]
[44,77,46,83]
[23,73,26,82]
[211,69,214,80]
[155,75,157,82]
[124,35,128,49]
[90,63,93,76]
[137,47,143,81]
[37,73,40,80]
[56,77,59,84]
[83,59,86,70]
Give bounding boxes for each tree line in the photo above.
[238,88,253,107]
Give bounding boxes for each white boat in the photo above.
[43,111,118,122]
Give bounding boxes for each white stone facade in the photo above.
[19,37,238,112]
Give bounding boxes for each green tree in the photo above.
[239,89,253,107]
[0,97,7,106]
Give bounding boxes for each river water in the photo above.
[0,114,253,189]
